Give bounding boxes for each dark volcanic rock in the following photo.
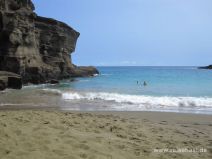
[0,71,22,90]
[0,79,6,90]
[0,0,99,89]
[50,79,59,84]
[72,66,99,77]
[198,65,212,69]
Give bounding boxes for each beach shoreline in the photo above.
[0,108,211,159]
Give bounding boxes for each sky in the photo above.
[32,0,212,66]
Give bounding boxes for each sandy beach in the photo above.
[0,110,211,159]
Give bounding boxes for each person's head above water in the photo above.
[143,81,147,86]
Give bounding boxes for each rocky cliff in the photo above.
[0,0,98,88]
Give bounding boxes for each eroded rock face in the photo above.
[0,0,98,86]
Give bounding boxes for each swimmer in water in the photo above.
[143,81,147,86]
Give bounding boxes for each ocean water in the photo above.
[1,66,212,114]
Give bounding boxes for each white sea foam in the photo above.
[62,92,212,108]
[93,74,99,76]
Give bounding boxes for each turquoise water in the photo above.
[2,66,212,114]
[37,66,212,114]
[59,66,212,97]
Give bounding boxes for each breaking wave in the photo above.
[62,92,212,108]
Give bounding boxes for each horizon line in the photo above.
[89,65,204,67]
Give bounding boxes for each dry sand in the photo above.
[0,110,211,159]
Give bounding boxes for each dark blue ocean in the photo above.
[1,66,212,114]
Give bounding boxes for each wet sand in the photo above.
[0,110,211,159]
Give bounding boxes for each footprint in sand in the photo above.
[120,119,127,123]
[129,136,141,143]
[52,149,65,156]
[14,129,22,135]
[79,153,88,158]
[117,144,125,149]
[142,119,149,122]
[137,132,146,138]
[77,144,90,150]
[207,140,212,148]
[181,125,189,127]
[192,133,200,138]
[116,133,127,139]
[134,151,140,156]
[159,121,168,125]
[95,137,104,143]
